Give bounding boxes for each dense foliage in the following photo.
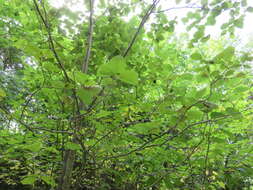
[0,0,253,189]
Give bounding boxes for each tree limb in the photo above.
[82,0,95,73]
[33,0,69,81]
[123,0,160,57]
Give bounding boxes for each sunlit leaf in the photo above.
[65,142,81,150]
[118,70,138,85]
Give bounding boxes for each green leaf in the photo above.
[95,110,111,118]
[234,85,248,93]
[207,16,216,25]
[221,22,229,30]
[25,142,42,152]
[195,87,208,98]
[118,70,138,85]
[191,52,202,60]
[129,121,160,134]
[234,16,244,28]
[77,87,100,105]
[65,142,81,150]
[197,101,218,113]
[225,107,240,114]
[181,73,193,80]
[214,46,235,63]
[201,35,210,42]
[51,80,65,89]
[217,181,225,188]
[41,175,56,186]
[193,27,205,40]
[211,112,225,119]
[0,88,6,100]
[21,175,37,185]
[246,7,253,12]
[187,108,203,120]
[43,62,60,72]
[175,0,182,4]
[73,71,89,84]
[98,56,126,76]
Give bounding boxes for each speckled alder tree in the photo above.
[0,0,253,189]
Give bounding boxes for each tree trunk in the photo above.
[58,149,76,190]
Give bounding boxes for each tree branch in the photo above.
[33,0,70,81]
[82,0,95,73]
[20,83,44,120]
[33,0,82,114]
[123,0,160,57]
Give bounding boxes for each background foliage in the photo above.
[0,0,253,189]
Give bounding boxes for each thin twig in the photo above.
[86,87,104,112]
[155,5,203,13]
[203,118,212,186]
[20,84,44,120]
[102,113,234,160]
[88,128,116,151]
[32,126,73,134]
[0,106,35,134]
[1,105,72,134]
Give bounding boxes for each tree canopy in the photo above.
[0,0,253,189]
